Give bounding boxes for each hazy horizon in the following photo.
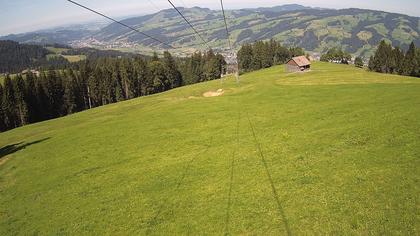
[1,0,420,36]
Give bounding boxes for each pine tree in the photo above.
[68,68,85,111]
[238,44,253,72]
[14,75,29,126]
[368,56,375,71]
[252,41,266,70]
[354,57,364,68]
[42,70,65,117]
[402,42,418,76]
[417,47,420,77]
[2,76,17,129]
[63,73,78,114]
[133,57,148,96]
[162,51,182,89]
[0,84,5,131]
[216,53,227,75]
[119,59,132,99]
[111,64,124,102]
[191,52,204,83]
[79,61,92,109]
[274,44,291,64]
[89,66,102,107]
[114,78,125,101]
[149,61,166,93]
[101,61,115,104]
[24,72,40,123]
[391,47,404,74]
[372,40,393,73]
[261,41,273,68]
[269,39,279,64]
[152,52,159,62]
[203,50,223,81]
[289,47,305,57]
[35,73,49,121]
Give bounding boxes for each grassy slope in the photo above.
[1,62,419,235]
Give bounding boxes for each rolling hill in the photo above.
[1,62,419,234]
[2,5,420,57]
[0,21,108,46]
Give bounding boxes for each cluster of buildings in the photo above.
[70,37,137,49]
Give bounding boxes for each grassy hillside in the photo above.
[1,62,419,234]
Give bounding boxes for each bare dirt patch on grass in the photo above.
[203,89,224,97]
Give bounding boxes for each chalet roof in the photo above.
[289,56,311,67]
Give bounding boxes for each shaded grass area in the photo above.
[0,62,419,234]
[0,138,50,160]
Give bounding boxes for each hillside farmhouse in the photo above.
[286,56,311,72]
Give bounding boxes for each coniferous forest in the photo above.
[237,39,305,73]
[0,50,226,132]
[369,41,420,77]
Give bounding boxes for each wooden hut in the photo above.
[286,56,311,72]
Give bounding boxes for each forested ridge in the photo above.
[0,50,225,132]
[0,40,69,74]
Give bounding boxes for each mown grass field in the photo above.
[1,62,419,235]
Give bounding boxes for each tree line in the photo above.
[237,39,305,73]
[320,48,365,67]
[0,50,225,132]
[368,41,420,77]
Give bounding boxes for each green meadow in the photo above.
[1,62,419,235]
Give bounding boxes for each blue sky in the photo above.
[0,0,419,36]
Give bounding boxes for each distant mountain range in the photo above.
[0,21,107,47]
[2,4,420,57]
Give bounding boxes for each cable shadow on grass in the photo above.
[224,112,241,236]
[246,114,292,236]
[145,138,213,234]
[0,138,51,160]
